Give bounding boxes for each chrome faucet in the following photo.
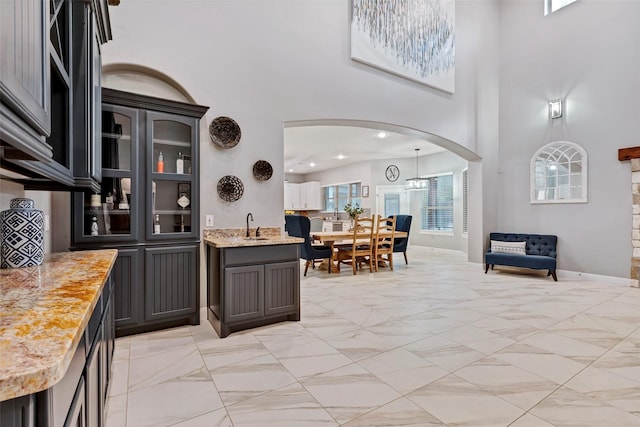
[246,212,254,238]
[334,207,339,220]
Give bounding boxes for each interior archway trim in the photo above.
[284,119,481,162]
[102,63,196,104]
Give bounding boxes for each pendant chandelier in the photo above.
[405,148,428,191]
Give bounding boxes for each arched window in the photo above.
[531,141,587,203]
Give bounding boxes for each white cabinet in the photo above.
[284,182,300,210]
[284,181,321,210]
[322,221,332,232]
[301,181,321,210]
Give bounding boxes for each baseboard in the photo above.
[470,261,631,286]
[556,269,631,286]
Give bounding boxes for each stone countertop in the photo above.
[203,227,303,248]
[0,249,118,402]
[204,236,304,248]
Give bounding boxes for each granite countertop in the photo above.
[203,227,303,248]
[0,249,118,402]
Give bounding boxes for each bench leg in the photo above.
[485,264,490,273]
[549,270,557,281]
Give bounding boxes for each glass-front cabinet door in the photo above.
[73,105,140,243]
[146,111,198,240]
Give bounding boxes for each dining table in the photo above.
[311,230,408,273]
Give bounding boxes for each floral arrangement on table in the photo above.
[343,201,364,219]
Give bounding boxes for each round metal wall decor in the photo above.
[217,175,244,202]
[252,160,273,181]
[209,116,241,149]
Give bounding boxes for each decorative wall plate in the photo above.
[217,175,244,202]
[385,164,399,182]
[209,116,241,149]
[252,160,273,181]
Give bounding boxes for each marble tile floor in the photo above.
[105,246,640,427]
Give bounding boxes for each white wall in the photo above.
[305,161,373,210]
[99,0,500,266]
[0,181,54,255]
[498,1,640,278]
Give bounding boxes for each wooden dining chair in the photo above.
[336,215,375,274]
[374,215,396,272]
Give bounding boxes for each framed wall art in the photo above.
[350,0,455,93]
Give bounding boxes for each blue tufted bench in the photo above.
[485,232,558,281]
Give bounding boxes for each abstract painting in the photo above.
[351,0,455,93]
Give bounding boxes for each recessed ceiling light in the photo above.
[309,162,315,167]
[337,154,345,160]
[288,169,294,172]
[377,132,387,139]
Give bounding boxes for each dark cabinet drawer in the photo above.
[224,245,298,266]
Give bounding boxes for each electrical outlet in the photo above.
[44,215,50,231]
[205,215,214,227]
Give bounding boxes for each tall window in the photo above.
[531,141,587,203]
[323,182,361,212]
[462,169,468,234]
[421,173,453,232]
[545,0,578,15]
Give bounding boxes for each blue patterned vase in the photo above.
[1,198,45,268]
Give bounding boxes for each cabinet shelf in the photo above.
[102,132,131,140]
[151,172,192,180]
[153,137,191,148]
[154,209,191,215]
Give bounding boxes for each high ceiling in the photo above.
[284,125,446,175]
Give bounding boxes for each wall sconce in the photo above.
[549,99,563,119]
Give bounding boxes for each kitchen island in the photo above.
[204,229,303,338]
[0,249,117,427]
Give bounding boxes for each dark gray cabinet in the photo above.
[0,0,111,191]
[144,244,199,323]
[64,378,86,427]
[72,89,208,337]
[0,0,50,160]
[207,244,300,338]
[110,248,143,331]
[224,265,265,323]
[0,394,35,427]
[0,273,114,427]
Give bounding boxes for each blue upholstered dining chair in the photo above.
[389,215,412,264]
[285,214,333,276]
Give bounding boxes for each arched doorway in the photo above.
[283,119,481,257]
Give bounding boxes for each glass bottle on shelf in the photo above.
[176,152,184,174]
[154,214,161,234]
[157,151,164,173]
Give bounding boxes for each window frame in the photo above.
[462,168,468,234]
[530,141,587,204]
[322,181,362,213]
[420,172,454,233]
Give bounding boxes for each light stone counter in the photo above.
[203,227,303,248]
[0,249,118,401]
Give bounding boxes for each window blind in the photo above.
[462,169,468,233]
[421,173,453,231]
